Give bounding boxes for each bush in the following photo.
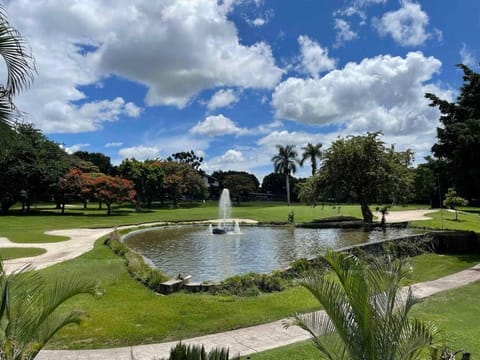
[164,342,239,360]
[212,272,284,296]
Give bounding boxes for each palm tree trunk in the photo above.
[285,173,291,205]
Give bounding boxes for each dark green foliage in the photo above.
[211,170,259,204]
[289,258,312,274]
[73,151,113,175]
[299,142,323,176]
[212,272,285,297]
[168,150,204,171]
[165,342,239,360]
[315,132,414,223]
[426,64,480,203]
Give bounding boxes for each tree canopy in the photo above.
[300,142,322,176]
[315,132,414,222]
[426,64,480,203]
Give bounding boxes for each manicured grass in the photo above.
[411,209,480,232]
[0,247,46,260]
[39,238,479,349]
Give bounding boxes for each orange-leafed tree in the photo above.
[88,175,136,215]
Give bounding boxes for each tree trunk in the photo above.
[285,173,291,205]
[106,203,111,215]
[236,196,240,206]
[360,201,373,223]
[135,194,142,212]
[61,203,65,214]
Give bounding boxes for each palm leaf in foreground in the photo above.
[287,250,436,360]
[0,261,101,360]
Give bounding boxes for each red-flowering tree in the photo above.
[88,175,136,215]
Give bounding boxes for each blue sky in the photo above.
[6,0,480,180]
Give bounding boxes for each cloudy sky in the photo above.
[5,0,479,180]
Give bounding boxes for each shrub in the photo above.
[212,272,284,296]
[164,342,239,360]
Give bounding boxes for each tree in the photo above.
[118,159,164,210]
[0,5,36,136]
[426,64,480,203]
[272,145,298,205]
[316,133,413,223]
[73,151,113,175]
[221,171,259,205]
[0,124,70,214]
[0,261,101,360]
[443,187,468,221]
[288,250,435,359]
[161,161,208,208]
[88,175,136,215]
[261,172,285,196]
[168,150,204,171]
[300,142,322,175]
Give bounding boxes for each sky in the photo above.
[4,0,480,181]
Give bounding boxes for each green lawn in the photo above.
[40,240,479,349]
[0,201,478,350]
[411,209,480,232]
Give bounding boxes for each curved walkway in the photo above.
[36,263,480,360]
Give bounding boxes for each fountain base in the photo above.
[212,227,228,235]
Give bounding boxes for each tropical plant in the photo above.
[165,342,239,360]
[0,5,36,135]
[287,250,436,360]
[272,145,298,205]
[443,187,468,221]
[300,142,323,175]
[0,261,101,360]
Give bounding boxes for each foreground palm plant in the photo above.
[0,261,101,360]
[0,4,35,138]
[288,250,436,360]
[165,342,239,360]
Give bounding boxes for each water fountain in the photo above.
[212,189,240,234]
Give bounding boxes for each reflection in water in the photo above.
[124,226,422,282]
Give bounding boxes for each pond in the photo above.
[124,225,423,282]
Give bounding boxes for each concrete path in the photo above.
[36,263,480,360]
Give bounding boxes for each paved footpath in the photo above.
[37,263,480,360]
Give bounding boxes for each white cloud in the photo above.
[118,145,160,160]
[252,18,266,26]
[334,19,359,47]
[190,114,247,137]
[64,143,90,154]
[272,52,449,137]
[41,97,141,133]
[207,89,239,110]
[105,142,123,148]
[460,43,477,68]
[297,35,336,77]
[374,1,431,47]
[6,0,282,133]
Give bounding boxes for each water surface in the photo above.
[124,225,422,282]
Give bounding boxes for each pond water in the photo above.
[124,225,423,282]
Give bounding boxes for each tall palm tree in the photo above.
[300,142,322,175]
[0,5,36,136]
[272,144,298,205]
[288,250,436,359]
[0,262,101,360]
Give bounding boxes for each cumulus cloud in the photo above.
[118,145,160,160]
[6,0,282,133]
[334,19,359,47]
[190,114,247,137]
[297,35,336,77]
[207,89,239,110]
[41,97,141,133]
[272,52,449,137]
[374,1,431,47]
